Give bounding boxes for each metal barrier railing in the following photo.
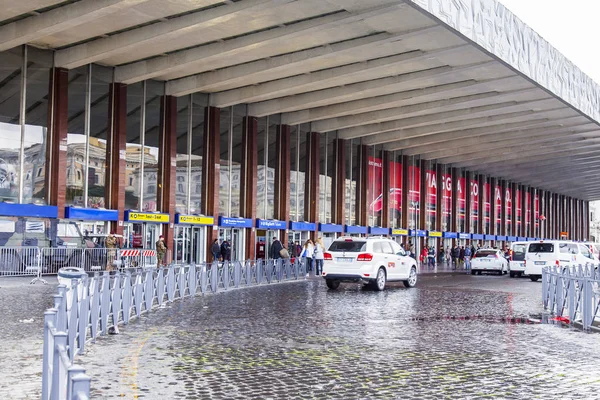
[0,246,41,277]
[43,258,306,400]
[542,264,600,330]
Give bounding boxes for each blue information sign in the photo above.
[458,233,472,240]
[443,232,458,239]
[289,221,317,231]
[256,219,287,230]
[65,207,118,221]
[0,203,58,219]
[319,223,344,233]
[219,216,253,228]
[368,227,390,235]
[345,225,368,234]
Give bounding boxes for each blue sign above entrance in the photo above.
[256,219,286,230]
[345,225,367,234]
[0,203,58,219]
[506,236,518,242]
[409,229,427,237]
[483,234,496,241]
[496,236,507,241]
[368,227,389,235]
[289,221,316,231]
[319,223,344,233]
[471,234,484,240]
[458,233,472,240]
[65,207,118,221]
[443,232,458,239]
[219,216,253,228]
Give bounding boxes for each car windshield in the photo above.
[529,243,554,253]
[328,241,367,252]
[476,250,496,257]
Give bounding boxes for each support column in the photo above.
[435,164,443,232]
[355,144,368,228]
[275,125,291,248]
[157,95,177,249]
[401,155,409,232]
[490,179,497,236]
[584,201,590,240]
[332,139,346,225]
[241,116,258,259]
[464,171,472,235]
[477,175,484,235]
[450,168,458,240]
[105,83,127,235]
[305,132,320,238]
[419,160,426,248]
[381,151,391,228]
[45,68,69,218]
[202,106,220,254]
[500,180,506,237]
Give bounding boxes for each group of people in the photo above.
[299,238,326,277]
[211,238,232,262]
[410,242,479,271]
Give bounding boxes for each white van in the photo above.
[508,242,527,278]
[524,241,598,282]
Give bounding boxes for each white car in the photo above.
[508,242,528,278]
[322,236,418,291]
[525,240,599,282]
[470,249,508,275]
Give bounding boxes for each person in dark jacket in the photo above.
[220,240,231,262]
[271,237,283,260]
[211,239,221,262]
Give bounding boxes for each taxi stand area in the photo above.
[0,200,583,270]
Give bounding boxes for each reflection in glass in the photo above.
[143,80,162,212]
[0,48,23,203]
[23,47,52,204]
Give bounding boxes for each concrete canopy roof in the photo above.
[2,0,600,199]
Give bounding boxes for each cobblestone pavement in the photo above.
[73,273,600,400]
[0,277,57,399]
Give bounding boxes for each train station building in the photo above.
[0,0,597,262]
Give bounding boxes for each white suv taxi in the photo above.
[322,236,418,291]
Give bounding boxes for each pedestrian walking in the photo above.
[452,245,459,269]
[408,241,415,259]
[220,239,231,262]
[314,238,325,276]
[302,239,314,277]
[105,232,118,271]
[271,237,283,259]
[459,246,465,269]
[464,245,472,272]
[211,239,221,262]
[156,235,167,267]
[427,245,436,269]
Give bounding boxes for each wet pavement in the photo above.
[70,273,600,399]
[0,277,57,400]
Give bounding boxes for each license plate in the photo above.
[337,257,354,263]
[534,261,546,265]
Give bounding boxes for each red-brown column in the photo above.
[332,139,346,225]
[105,83,127,235]
[45,68,68,218]
[434,164,443,248]
[381,151,391,229]
[275,125,291,248]
[241,116,258,259]
[202,106,220,258]
[305,132,320,239]
[157,95,177,250]
[419,160,426,247]
[401,155,409,231]
[511,183,517,237]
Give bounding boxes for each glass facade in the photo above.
[0,45,580,253]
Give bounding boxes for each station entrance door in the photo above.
[123,223,162,249]
[173,225,207,264]
[218,228,245,261]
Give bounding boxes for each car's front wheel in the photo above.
[403,267,417,288]
[373,267,386,291]
[326,279,340,290]
[530,275,540,282]
[509,271,515,278]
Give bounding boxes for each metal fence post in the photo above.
[52,332,67,400]
[70,371,91,400]
[122,272,132,324]
[583,278,592,330]
[42,310,56,400]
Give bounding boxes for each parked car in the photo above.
[524,240,598,282]
[470,249,508,275]
[322,236,418,291]
[508,242,528,278]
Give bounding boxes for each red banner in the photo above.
[471,179,479,223]
[367,156,383,214]
[425,170,437,217]
[484,182,490,224]
[506,187,512,231]
[535,193,540,228]
[516,188,522,226]
[457,177,466,222]
[495,186,502,225]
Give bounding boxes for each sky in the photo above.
[498,0,600,85]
